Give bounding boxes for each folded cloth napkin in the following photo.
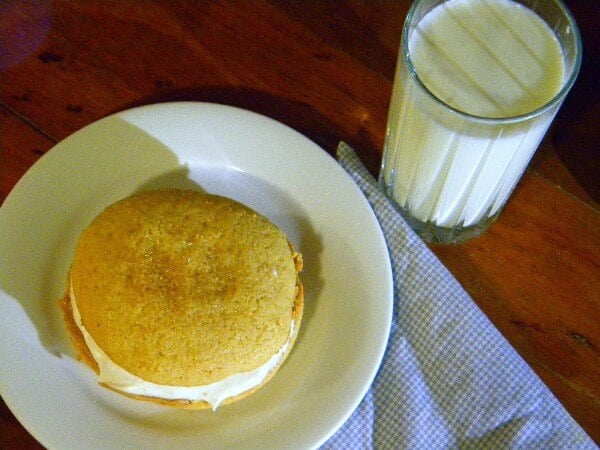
[323,142,595,449]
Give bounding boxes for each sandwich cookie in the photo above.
[59,189,303,409]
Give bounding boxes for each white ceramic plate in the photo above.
[0,102,393,449]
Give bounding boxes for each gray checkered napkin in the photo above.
[321,142,595,449]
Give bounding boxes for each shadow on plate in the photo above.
[118,85,382,176]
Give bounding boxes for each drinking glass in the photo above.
[379,0,582,243]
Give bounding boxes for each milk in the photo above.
[381,0,567,230]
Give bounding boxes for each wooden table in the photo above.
[1,1,598,447]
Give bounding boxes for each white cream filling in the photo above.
[69,281,294,410]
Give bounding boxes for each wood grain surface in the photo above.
[1,1,598,447]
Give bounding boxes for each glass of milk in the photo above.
[380,0,581,243]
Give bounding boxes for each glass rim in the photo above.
[402,0,583,125]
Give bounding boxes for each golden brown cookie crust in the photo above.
[69,189,300,387]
